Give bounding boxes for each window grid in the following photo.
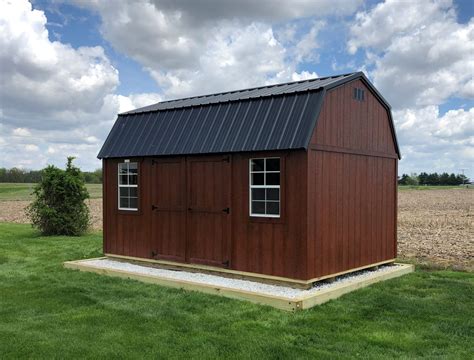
[249,158,280,218]
[118,162,138,211]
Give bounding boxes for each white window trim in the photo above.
[118,162,138,211]
[249,157,280,218]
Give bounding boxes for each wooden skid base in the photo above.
[64,259,414,311]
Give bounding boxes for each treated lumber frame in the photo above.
[64,258,414,311]
[64,258,299,311]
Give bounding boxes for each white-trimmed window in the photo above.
[118,162,138,211]
[249,158,280,217]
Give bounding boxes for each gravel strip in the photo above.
[83,258,402,299]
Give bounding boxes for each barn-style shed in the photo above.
[98,72,401,284]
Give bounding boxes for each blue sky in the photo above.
[1,0,473,177]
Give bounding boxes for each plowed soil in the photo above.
[1,189,472,270]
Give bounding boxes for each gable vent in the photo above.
[353,88,365,101]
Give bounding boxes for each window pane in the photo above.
[251,159,264,172]
[266,188,279,201]
[266,172,280,185]
[128,162,138,174]
[266,201,280,215]
[266,158,280,172]
[119,187,129,197]
[129,174,138,185]
[251,201,265,214]
[251,188,265,201]
[119,175,128,185]
[251,173,264,185]
[129,187,138,197]
[119,197,129,208]
[129,197,138,209]
[119,163,128,174]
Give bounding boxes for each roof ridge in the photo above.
[158,72,358,104]
[120,72,363,115]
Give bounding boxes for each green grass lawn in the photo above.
[0,223,473,359]
[0,183,102,201]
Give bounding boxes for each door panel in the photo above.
[186,156,231,267]
[151,158,186,262]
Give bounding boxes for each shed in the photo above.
[98,72,401,284]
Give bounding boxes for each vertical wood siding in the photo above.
[230,150,307,279]
[310,79,396,155]
[306,79,398,279]
[150,158,186,262]
[103,158,152,259]
[103,150,308,279]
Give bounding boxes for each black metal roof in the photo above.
[98,72,401,159]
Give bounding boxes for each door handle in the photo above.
[222,207,230,214]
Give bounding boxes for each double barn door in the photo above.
[150,155,231,267]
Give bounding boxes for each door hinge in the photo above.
[152,204,158,210]
[222,207,230,214]
[222,260,230,267]
[222,156,230,162]
[151,250,157,257]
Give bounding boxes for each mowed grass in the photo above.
[0,223,473,359]
[0,183,102,201]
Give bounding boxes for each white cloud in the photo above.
[0,0,161,170]
[348,0,474,109]
[291,71,319,81]
[393,106,473,176]
[12,128,31,137]
[348,0,474,177]
[25,144,39,152]
[0,0,120,130]
[74,0,352,98]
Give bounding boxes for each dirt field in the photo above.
[1,189,472,271]
[0,199,103,231]
[398,189,473,271]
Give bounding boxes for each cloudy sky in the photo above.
[0,0,473,177]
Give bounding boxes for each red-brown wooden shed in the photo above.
[98,72,401,284]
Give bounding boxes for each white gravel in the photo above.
[83,258,402,299]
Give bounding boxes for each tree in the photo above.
[456,174,467,185]
[398,174,417,185]
[418,172,429,185]
[439,172,450,185]
[406,174,418,186]
[448,173,457,185]
[398,174,410,185]
[26,157,90,236]
[426,172,440,185]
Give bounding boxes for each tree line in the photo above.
[0,167,102,184]
[398,172,469,186]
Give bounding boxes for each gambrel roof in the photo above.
[98,72,400,159]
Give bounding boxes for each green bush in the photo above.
[26,157,90,236]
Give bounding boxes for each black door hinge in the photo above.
[151,250,157,257]
[152,204,158,210]
[222,260,230,267]
[222,207,230,214]
[222,156,230,162]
